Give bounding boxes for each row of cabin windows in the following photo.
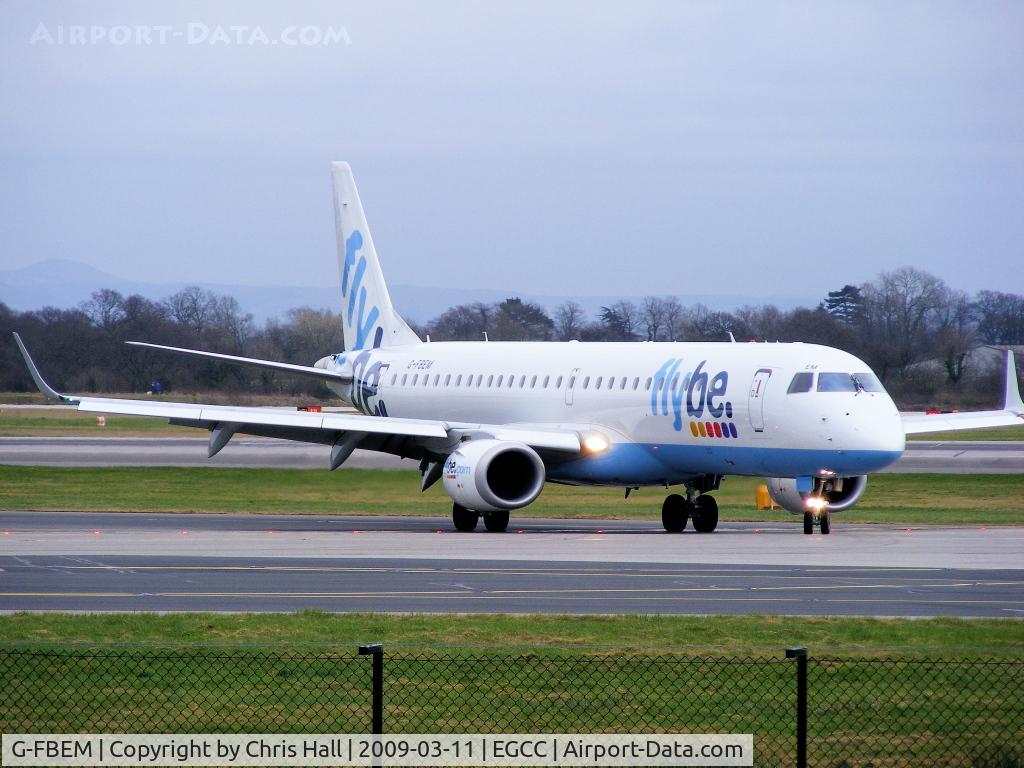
[388,371,677,393]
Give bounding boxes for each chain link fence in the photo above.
[2,646,1022,767]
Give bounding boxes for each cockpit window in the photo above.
[816,372,885,393]
[817,373,858,392]
[787,372,814,394]
[853,372,884,392]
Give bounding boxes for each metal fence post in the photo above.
[785,647,808,768]
[359,643,384,734]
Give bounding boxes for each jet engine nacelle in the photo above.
[766,475,868,515]
[442,439,546,512]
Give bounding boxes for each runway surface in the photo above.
[2,436,1023,472]
[2,511,1022,616]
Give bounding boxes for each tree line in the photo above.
[2,267,1022,408]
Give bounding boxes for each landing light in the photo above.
[582,433,610,454]
[804,496,828,511]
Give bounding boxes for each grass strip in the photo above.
[1,466,1022,524]
[2,614,1021,766]
[1,611,1021,654]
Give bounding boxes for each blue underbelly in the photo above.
[547,442,902,485]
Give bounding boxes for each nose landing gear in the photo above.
[803,509,831,535]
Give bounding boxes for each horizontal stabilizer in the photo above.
[127,341,351,383]
[902,350,1024,435]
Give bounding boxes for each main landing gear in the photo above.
[803,509,831,535]
[452,504,509,533]
[661,492,719,533]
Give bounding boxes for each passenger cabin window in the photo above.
[607,377,614,390]
[583,376,590,389]
[543,376,550,388]
[487,375,494,387]
[645,377,652,390]
[557,376,565,388]
[401,374,408,385]
[632,377,639,390]
[531,375,537,388]
[595,376,603,389]
[496,375,503,387]
[391,374,397,385]
[787,372,814,394]
[620,377,627,390]
[444,374,451,386]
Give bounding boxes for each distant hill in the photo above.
[0,258,818,324]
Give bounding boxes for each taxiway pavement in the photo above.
[2,511,1021,616]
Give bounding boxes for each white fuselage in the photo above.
[323,340,906,487]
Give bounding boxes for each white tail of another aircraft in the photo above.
[332,161,420,350]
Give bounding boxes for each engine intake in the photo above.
[443,439,546,512]
[766,475,868,515]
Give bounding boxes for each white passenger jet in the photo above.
[14,162,1024,534]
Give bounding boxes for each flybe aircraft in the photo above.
[14,162,1024,535]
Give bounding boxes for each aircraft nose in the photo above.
[876,406,906,453]
[854,394,905,455]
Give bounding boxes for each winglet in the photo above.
[11,332,78,404]
[1003,349,1024,413]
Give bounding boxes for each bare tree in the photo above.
[860,267,949,379]
[933,288,976,384]
[641,297,665,341]
[661,296,684,341]
[80,289,126,329]
[975,290,1024,345]
[554,301,586,341]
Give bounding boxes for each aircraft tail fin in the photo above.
[331,162,420,350]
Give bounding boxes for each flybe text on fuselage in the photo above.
[651,358,737,438]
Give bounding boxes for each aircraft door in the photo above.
[748,368,772,432]
[565,367,580,406]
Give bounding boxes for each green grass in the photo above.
[1,466,1022,525]
[907,424,1024,441]
[1,611,1021,654]
[0,409,195,436]
[2,615,1021,766]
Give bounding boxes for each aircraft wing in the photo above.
[12,333,582,460]
[901,350,1024,435]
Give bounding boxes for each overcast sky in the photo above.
[1,1,1022,301]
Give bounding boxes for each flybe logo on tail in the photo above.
[341,230,384,350]
[651,358,738,438]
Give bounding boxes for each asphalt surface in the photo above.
[2,436,1023,472]
[2,512,1021,616]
